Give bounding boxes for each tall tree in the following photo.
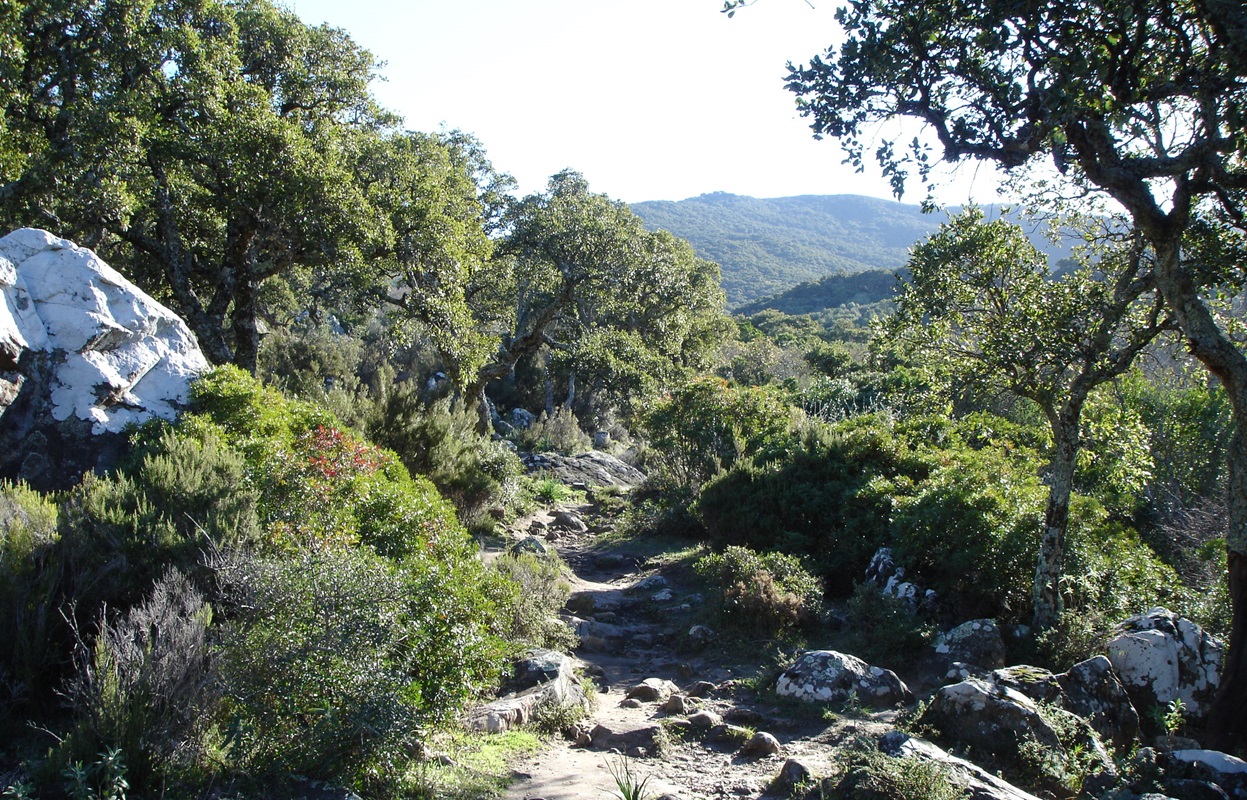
[2,0,390,372]
[466,171,727,424]
[889,210,1170,630]
[783,0,1247,749]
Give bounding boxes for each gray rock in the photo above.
[688,710,723,728]
[991,665,1067,706]
[773,758,816,792]
[505,648,573,694]
[879,731,1046,800]
[1056,655,1141,750]
[508,536,549,556]
[930,619,1007,670]
[625,677,680,702]
[551,509,588,532]
[1160,750,1247,799]
[1105,608,1223,726]
[739,731,781,757]
[661,693,691,714]
[521,450,646,489]
[686,680,717,698]
[942,661,990,685]
[468,649,589,734]
[589,722,663,755]
[775,650,912,708]
[509,407,536,429]
[919,678,1113,797]
[687,625,718,648]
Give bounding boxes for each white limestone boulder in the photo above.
[775,650,912,708]
[1105,608,1223,724]
[0,229,209,488]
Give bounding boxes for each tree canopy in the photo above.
[889,209,1170,629]
[785,0,1247,749]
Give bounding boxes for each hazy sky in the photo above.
[286,0,1003,205]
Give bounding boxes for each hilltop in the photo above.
[630,192,1070,309]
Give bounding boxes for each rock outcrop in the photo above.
[469,649,590,734]
[1105,607,1223,725]
[521,450,646,489]
[775,650,912,708]
[0,229,209,489]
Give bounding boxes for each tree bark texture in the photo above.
[1033,417,1079,631]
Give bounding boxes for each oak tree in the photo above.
[785,0,1247,749]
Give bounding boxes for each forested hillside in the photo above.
[631,192,1073,307]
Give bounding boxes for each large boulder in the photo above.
[0,229,209,489]
[990,658,1140,752]
[775,650,912,708]
[929,619,1007,671]
[919,677,1113,796]
[1105,608,1223,725]
[1057,655,1141,750]
[521,450,646,489]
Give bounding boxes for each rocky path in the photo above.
[494,500,857,800]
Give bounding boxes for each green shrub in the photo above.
[367,384,522,527]
[828,749,968,800]
[54,424,260,631]
[0,482,59,712]
[841,584,934,669]
[519,407,592,454]
[694,545,823,636]
[643,377,798,487]
[697,413,921,595]
[491,551,578,652]
[215,547,506,783]
[64,570,216,794]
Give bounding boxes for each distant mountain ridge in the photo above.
[629,192,1068,309]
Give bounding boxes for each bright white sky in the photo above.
[286,0,1004,205]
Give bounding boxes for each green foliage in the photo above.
[697,413,925,595]
[60,748,129,800]
[842,584,933,669]
[519,407,592,455]
[0,482,58,709]
[527,474,576,506]
[490,552,578,653]
[888,442,1046,619]
[64,571,215,794]
[643,377,798,487]
[188,366,465,558]
[216,547,505,782]
[606,754,655,800]
[829,749,968,800]
[694,546,824,636]
[55,422,261,622]
[367,383,522,527]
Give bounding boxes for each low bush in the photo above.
[694,545,823,636]
[215,546,506,783]
[829,748,968,800]
[643,377,798,487]
[64,570,216,794]
[367,383,522,527]
[518,407,592,454]
[0,482,59,715]
[840,584,934,669]
[491,551,578,652]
